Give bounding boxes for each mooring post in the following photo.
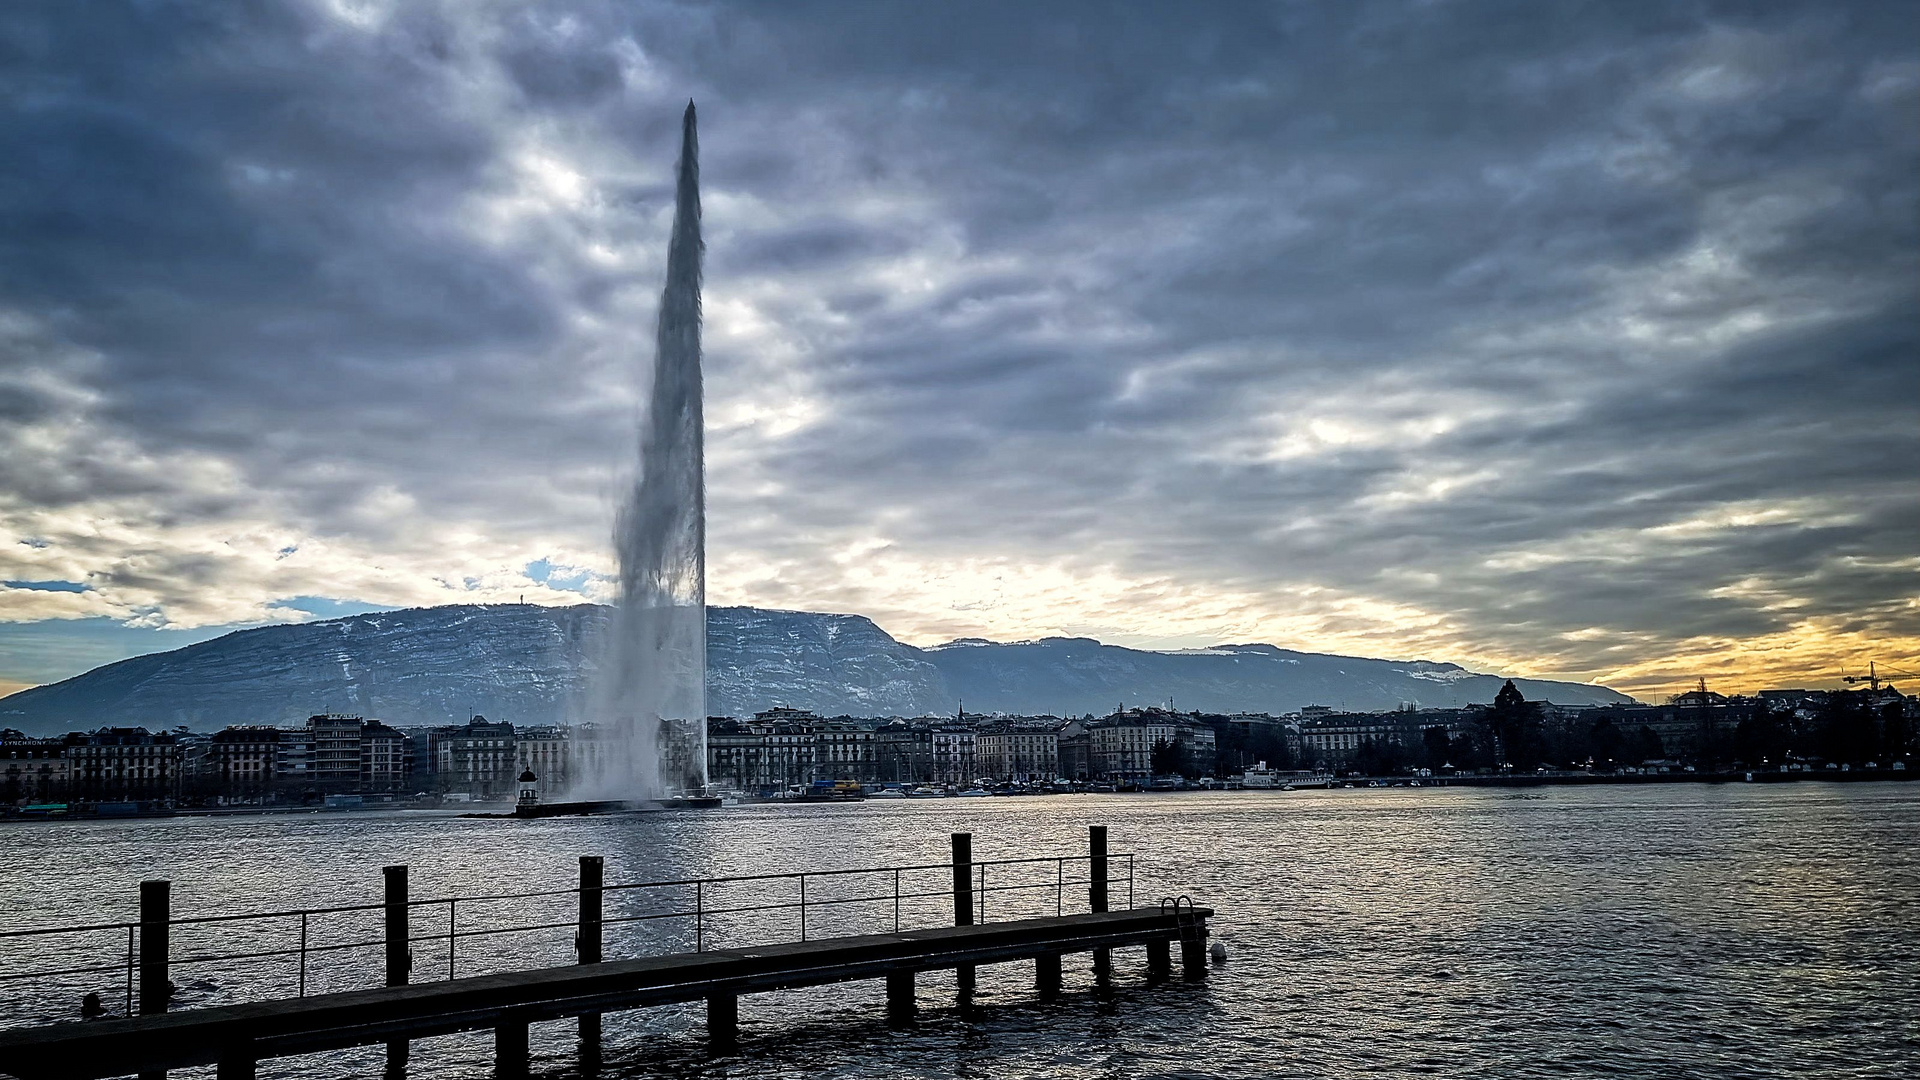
[496,1014,530,1078]
[1036,952,1063,999]
[1089,825,1111,989]
[952,832,975,1000]
[383,865,410,1076]
[138,879,170,1080]
[577,856,604,1051]
[139,879,170,1015]
[1146,939,1172,982]
[707,991,738,1052]
[886,971,916,1025]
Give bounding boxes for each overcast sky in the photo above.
[1,0,1915,700]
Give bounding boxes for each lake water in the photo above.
[2,783,1916,1079]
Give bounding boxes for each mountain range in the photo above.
[0,604,1633,735]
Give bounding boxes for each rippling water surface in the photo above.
[3,784,1916,1079]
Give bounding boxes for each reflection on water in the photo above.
[2,784,1916,1079]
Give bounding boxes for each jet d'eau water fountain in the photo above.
[570,102,708,803]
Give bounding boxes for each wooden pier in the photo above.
[0,907,1210,1079]
[0,827,1214,1080]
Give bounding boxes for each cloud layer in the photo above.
[2,1,1915,697]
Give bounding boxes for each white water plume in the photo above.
[573,101,707,802]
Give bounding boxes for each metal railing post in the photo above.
[297,913,308,997]
[695,879,704,953]
[893,868,901,932]
[446,899,457,980]
[799,874,807,942]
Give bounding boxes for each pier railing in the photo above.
[0,835,1133,1028]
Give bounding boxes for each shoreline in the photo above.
[1,769,1911,824]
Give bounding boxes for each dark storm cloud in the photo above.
[0,0,1914,694]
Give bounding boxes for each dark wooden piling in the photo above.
[383,865,410,1075]
[706,991,738,1051]
[495,1014,529,1078]
[886,971,916,1025]
[576,856,603,1051]
[1088,827,1111,988]
[1146,939,1171,981]
[137,879,170,1080]
[951,833,975,1000]
[1035,952,1062,999]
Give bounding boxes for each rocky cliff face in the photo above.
[0,604,1630,735]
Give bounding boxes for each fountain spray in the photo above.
[577,101,707,801]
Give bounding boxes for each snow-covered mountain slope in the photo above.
[0,605,1630,734]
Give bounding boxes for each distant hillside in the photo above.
[928,638,1629,716]
[0,604,1631,734]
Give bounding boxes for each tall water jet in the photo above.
[577,101,707,801]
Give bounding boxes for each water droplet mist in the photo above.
[575,101,707,801]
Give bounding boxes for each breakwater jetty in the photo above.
[0,827,1212,1079]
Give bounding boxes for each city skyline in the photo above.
[4,2,1917,702]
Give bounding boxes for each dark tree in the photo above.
[1628,724,1664,764]
[1252,727,1295,770]
[1482,680,1545,770]
[1420,725,1452,770]
[1150,737,1187,777]
[1586,717,1625,768]
[1352,737,1409,776]
[1811,694,1877,763]
[1881,703,1914,761]
[1733,709,1791,766]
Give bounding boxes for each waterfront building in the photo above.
[875,721,935,785]
[813,720,876,782]
[761,713,821,790]
[514,726,571,793]
[309,715,364,789]
[702,709,863,792]
[275,727,311,789]
[1298,715,1406,767]
[205,726,282,800]
[975,721,1059,782]
[706,717,768,791]
[1055,719,1092,781]
[1088,709,1218,781]
[360,720,408,792]
[62,728,180,802]
[435,715,519,798]
[930,726,976,785]
[0,732,68,804]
